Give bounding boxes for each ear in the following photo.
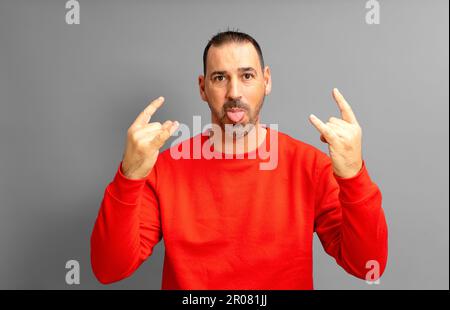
[263,66,272,96]
[198,75,208,102]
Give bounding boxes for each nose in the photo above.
[226,76,242,101]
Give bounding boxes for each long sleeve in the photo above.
[313,156,388,281]
[90,161,162,284]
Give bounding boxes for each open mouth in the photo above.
[226,108,245,123]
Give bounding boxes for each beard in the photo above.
[208,96,265,139]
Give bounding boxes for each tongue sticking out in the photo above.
[226,110,245,123]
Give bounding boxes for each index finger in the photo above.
[133,96,165,127]
[332,88,358,125]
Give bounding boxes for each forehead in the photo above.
[206,42,261,73]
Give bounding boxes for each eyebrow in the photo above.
[210,67,258,77]
[238,67,257,74]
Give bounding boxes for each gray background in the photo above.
[0,0,448,290]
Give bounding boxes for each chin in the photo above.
[223,122,255,139]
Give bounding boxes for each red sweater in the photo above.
[91,127,388,289]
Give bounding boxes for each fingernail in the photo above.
[159,96,164,101]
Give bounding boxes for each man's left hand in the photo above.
[309,88,363,178]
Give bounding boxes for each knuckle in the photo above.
[351,126,361,136]
[136,139,147,149]
[127,127,135,137]
[131,132,141,144]
[152,122,162,128]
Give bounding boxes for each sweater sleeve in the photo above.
[90,161,162,284]
[313,156,388,281]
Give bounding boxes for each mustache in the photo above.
[223,99,250,112]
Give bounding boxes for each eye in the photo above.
[213,75,226,82]
[243,73,254,80]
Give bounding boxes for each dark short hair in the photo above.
[202,30,265,76]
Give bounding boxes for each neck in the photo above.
[208,119,267,155]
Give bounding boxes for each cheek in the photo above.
[205,86,225,108]
[244,83,265,105]
[207,87,223,99]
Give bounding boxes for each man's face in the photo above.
[199,42,271,135]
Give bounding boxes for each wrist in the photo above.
[120,159,144,180]
[333,160,363,179]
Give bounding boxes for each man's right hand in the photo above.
[121,96,179,180]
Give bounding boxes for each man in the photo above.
[90,31,388,289]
